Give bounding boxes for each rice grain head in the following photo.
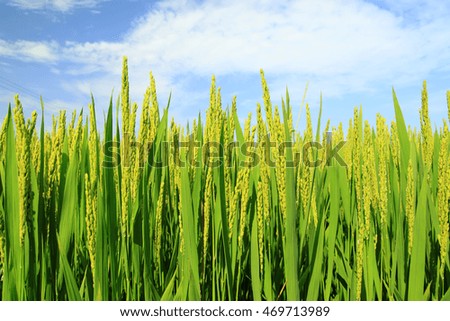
[237,114,254,252]
[437,122,449,277]
[13,97,36,246]
[84,173,96,274]
[420,81,433,172]
[406,159,415,255]
[362,120,376,239]
[274,106,287,221]
[390,121,400,169]
[447,90,450,124]
[260,69,274,135]
[298,104,314,224]
[256,181,265,274]
[0,110,9,156]
[155,179,165,271]
[376,114,389,225]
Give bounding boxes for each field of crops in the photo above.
[0,57,449,300]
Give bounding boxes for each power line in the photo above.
[0,76,65,111]
[0,75,43,101]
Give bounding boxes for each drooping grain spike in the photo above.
[420,80,433,171]
[13,97,37,247]
[437,122,449,278]
[376,114,389,225]
[406,159,415,255]
[447,90,450,124]
[260,69,274,136]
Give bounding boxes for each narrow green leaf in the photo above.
[282,94,299,301]
[408,179,428,300]
[179,150,200,300]
[250,213,261,300]
[57,235,81,301]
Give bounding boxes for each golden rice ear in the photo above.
[375,114,388,225]
[447,90,450,124]
[437,121,449,279]
[420,80,433,174]
[154,177,165,272]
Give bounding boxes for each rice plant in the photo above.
[0,57,449,300]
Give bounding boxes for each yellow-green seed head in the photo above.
[406,159,415,255]
[437,122,449,277]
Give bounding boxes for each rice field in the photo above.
[0,57,449,300]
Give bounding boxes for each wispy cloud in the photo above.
[370,0,449,24]
[7,0,109,12]
[2,0,450,118]
[57,0,450,103]
[0,39,59,62]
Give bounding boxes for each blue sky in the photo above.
[1,0,450,130]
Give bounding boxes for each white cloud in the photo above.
[371,0,450,25]
[51,0,450,107]
[63,1,445,77]
[8,0,108,12]
[0,39,58,62]
[3,0,450,120]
